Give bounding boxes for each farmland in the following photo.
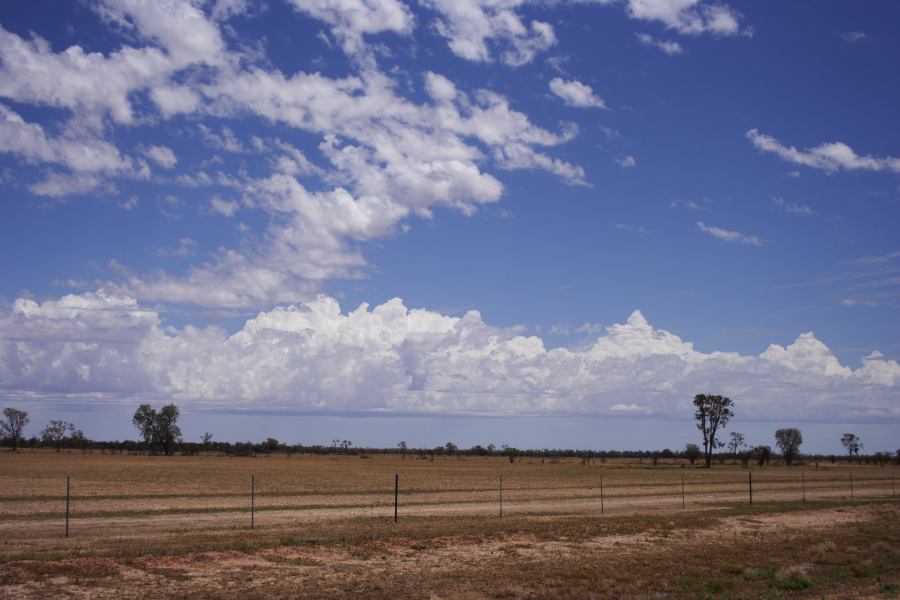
[1,451,898,598]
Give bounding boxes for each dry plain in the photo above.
[0,451,898,598]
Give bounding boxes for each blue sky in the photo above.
[0,0,898,454]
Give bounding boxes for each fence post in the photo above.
[599,475,604,515]
[251,475,255,530]
[681,472,685,509]
[801,472,805,503]
[850,472,854,501]
[748,471,753,505]
[499,475,503,518]
[394,474,399,523]
[893,470,896,497]
[65,476,70,538]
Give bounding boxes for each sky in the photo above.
[0,0,898,455]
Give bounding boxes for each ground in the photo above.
[0,451,897,598]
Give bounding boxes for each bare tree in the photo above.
[398,441,407,459]
[41,420,76,452]
[774,428,803,465]
[840,433,862,460]
[693,394,734,468]
[727,432,746,461]
[1,408,29,451]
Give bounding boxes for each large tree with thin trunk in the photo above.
[775,428,803,465]
[132,404,182,455]
[1,408,29,451]
[41,420,76,452]
[840,433,861,459]
[693,394,734,468]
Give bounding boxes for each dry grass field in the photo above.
[1,450,898,598]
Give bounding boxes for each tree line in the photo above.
[2,402,898,466]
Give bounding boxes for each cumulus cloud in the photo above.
[635,32,683,54]
[142,145,178,169]
[1,291,897,420]
[0,104,131,174]
[549,77,607,109]
[697,221,762,246]
[422,0,557,66]
[288,0,414,58]
[747,129,900,174]
[626,0,747,36]
[615,155,637,168]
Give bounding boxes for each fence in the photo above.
[21,468,894,539]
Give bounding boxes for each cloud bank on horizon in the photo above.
[0,0,899,427]
[1,290,897,420]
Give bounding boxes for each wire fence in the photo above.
[2,469,894,540]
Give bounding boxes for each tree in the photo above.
[840,433,862,459]
[684,443,701,465]
[445,441,457,456]
[132,404,182,455]
[398,441,407,459]
[41,420,76,452]
[502,446,519,464]
[774,428,803,465]
[692,394,734,468]
[1,408,29,451]
[752,445,771,466]
[727,432,746,461]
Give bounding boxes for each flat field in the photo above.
[1,451,898,598]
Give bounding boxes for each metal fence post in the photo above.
[681,472,685,509]
[65,476,70,538]
[748,471,753,505]
[499,475,503,518]
[394,474,399,523]
[599,475,604,515]
[850,473,854,501]
[801,472,805,503]
[251,475,255,529]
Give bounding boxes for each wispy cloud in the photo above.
[635,32,683,55]
[747,129,900,174]
[615,223,648,234]
[697,221,763,246]
[771,195,813,216]
[838,31,867,43]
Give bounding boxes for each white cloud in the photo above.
[616,155,637,168]
[209,196,240,217]
[422,0,557,66]
[0,1,587,305]
[747,129,900,174]
[838,31,867,43]
[288,0,414,57]
[771,195,813,216]
[549,77,607,109]
[0,104,130,174]
[635,32,683,54]
[697,221,762,246]
[615,223,647,234]
[2,292,897,421]
[626,0,747,36]
[142,145,178,169]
